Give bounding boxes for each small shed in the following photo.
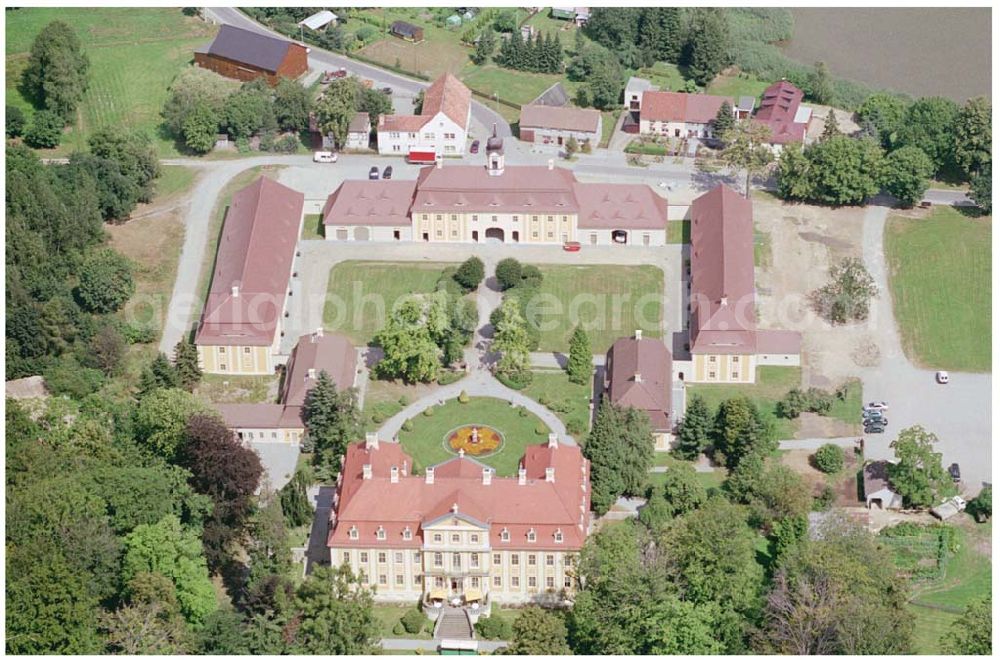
[298,10,337,31]
[551,7,576,20]
[391,21,425,42]
[863,461,903,510]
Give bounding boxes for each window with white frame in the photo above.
[493,553,501,565]
[376,526,386,540]
[493,575,502,587]
[528,554,537,566]
[394,552,403,564]
[434,552,443,567]
[452,554,461,569]
[433,533,442,543]
[403,527,412,540]
[546,554,555,566]
[377,552,386,564]
[546,576,555,588]
[360,551,368,563]
[511,554,519,566]
[527,528,537,543]
[500,528,510,542]
[349,526,358,540]
[554,529,564,543]
[451,533,460,543]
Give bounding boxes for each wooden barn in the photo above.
[390,20,424,42]
[195,24,308,86]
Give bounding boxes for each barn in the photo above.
[195,24,308,86]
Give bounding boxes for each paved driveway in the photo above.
[857,205,991,493]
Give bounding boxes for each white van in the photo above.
[313,151,338,163]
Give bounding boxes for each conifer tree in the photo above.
[566,325,592,385]
[675,393,711,460]
[173,340,202,392]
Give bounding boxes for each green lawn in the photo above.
[884,206,991,372]
[6,7,216,156]
[459,64,567,106]
[667,220,691,244]
[706,72,771,100]
[520,370,592,439]
[530,265,663,354]
[598,110,619,148]
[373,605,433,639]
[645,455,726,493]
[827,378,863,430]
[632,62,689,92]
[754,228,773,268]
[301,213,324,240]
[156,165,197,199]
[687,366,803,440]
[194,374,277,405]
[398,397,552,476]
[322,261,453,345]
[523,9,591,50]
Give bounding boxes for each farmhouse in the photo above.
[327,434,590,607]
[753,80,811,148]
[639,90,733,139]
[324,137,669,246]
[390,20,424,42]
[605,331,674,450]
[216,330,359,447]
[377,73,471,156]
[194,24,308,86]
[518,104,602,147]
[194,177,304,375]
[683,184,800,383]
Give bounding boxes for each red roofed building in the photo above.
[639,90,733,139]
[377,73,472,156]
[605,330,674,449]
[753,80,811,148]
[195,177,304,374]
[328,434,590,606]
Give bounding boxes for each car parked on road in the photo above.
[313,151,338,163]
[382,165,393,179]
[381,87,393,95]
[864,424,886,434]
[368,166,379,180]
[865,401,889,411]
[470,140,480,154]
[862,409,886,422]
[948,463,961,483]
[563,241,581,252]
[936,370,950,384]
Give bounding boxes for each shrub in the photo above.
[24,109,64,148]
[398,395,410,406]
[392,621,405,635]
[777,387,835,418]
[812,484,836,511]
[6,105,26,137]
[534,421,549,435]
[517,406,528,417]
[475,614,512,640]
[458,390,470,404]
[814,443,846,474]
[422,407,435,417]
[495,258,523,291]
[400,608,426,634]
[401,419,413,432]
[77,249,135,313]
[566,419,586,436]
[453,256,485,292]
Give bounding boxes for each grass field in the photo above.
[6,7,216,156]
[194,374,278,405]
[645,454,726,493]
[156,165,198,199]
[323,261,453,345]
[632,62,689,92]
[521,370,592,439]
[373,605,433,639]
[667,220,691,244]
[826,378,863,429]
[884,207,991,372]
[706,72,771,100]
[687,366,803,440]
[398,397,551,476]
[530,265,663,353]
[301,214,324,240]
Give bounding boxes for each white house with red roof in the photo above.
[377,73,472,157]
[605,330,674,450]
[328,434,590,607]
[639,90,734,139]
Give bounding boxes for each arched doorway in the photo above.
[485,227,504,243]
[611,229,628,244]
[354,226,370,241]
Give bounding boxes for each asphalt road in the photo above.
[203,7,512,137]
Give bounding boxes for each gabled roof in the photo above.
[348,112,371,133]
[390,20,422,37]
[625,76,655,94]
[530,82,569,107]
[412,164,579,214]
[605,336,672,431]
[280,332,357,408]
[520,104,601,133]
[573,182,667,230]
[322,180,417,227]
[640,91,731,124]
[421,72,472,127]
[299,10,337,31]
[195,177,303,346]
[753,80,807,145]
[206,24,299,73]
[689,185,757,354]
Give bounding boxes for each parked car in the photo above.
[562,241,581,252]
[862,409,886,422]
[948,463,961,483]
[313,151,338,163]
[470,140,480,154]
[936,370,950,384]
[864,417,888,428]
[381,87,393,95]
[864,424,886,434]
[368,166,379,180]
[382,165,393,179]
[865,401,889,411]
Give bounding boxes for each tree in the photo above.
[280,468,314,527]
[141,352,180,395]
[857,92,909,148]
[162,66,237,138]
[641,462,706,533]
[585,400,653,514]
[287,565,380,654]
[472,27,496,65]
[23,20,90,121]
[564,134,579,158]
[88,322,126,375]
[719,120,775,198]
[775,144,813,200]
[198,609,249,655]
[952,96,992,177]
[223,82,275,140]
[503,607,571,655]
[315,78,359,148]
[24,108,64,148]
[812,257,878,324]
[805,135,885,205]
[134,388,211,459]
[6,104,26,137]
[245,488,292,589]
[821,109,840,140]
[888,425,952,508]
[88,128,160,203]
[495,257,523,290]
[475,614,512,640]
[731,461,813,528]
[122,515,217,625]
[813,443,846,474]
[453,256,485,291]
[356,86,392,122]
[273,77,311,132]
[967,485,992,523]
[303,372,361,476]
[492,296,531,383]
[684,8,730,85]
[894,96,960,174]
[712,101,735,139]
[181,102,218,154]
[713,396,775,470]
[101,598,192,654]
[373,301,442,383]
[942,596,991,654]
[566,325,592,385]
[587,57,625,109]
[76,248,135,313]
[172,339,202,391]
[970,163,992,213]
[808,61,833,105]
[884,145,934,207]
[675,394,711,460]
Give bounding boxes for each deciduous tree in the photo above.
[503,606,571,655]
[23,20,90,121]
[24,108,64,148]
[272,77,311,132]
[77,248,135,313]
[493,296,532,383]
[713,395,775,469]
[942,595,991,654]
[894,96,960,174]
[684,8,730,85]
[134,388,211,459]
[811,257,878,324]
[951,96,992,177]
[719,120,775,198]
[888,425,952,508]
[857,92,909,148]
[287,565,380,654]
[970,163,991,213]
[884,145,934,207]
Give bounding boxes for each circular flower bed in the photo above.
[445,425,504,457]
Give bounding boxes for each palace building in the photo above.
[327,434,590,608]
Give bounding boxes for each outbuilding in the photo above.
[390,21,425,42]
[518,104,602,148]
[195,24,308,86]
[298,10,338,31]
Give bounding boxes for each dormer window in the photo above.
[500,528,510,542]
[349,526,359,540]
[376,526,386,540]
[527,528,537,543]
[403,527,412,540]
[554,529,564,543]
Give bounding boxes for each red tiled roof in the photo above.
[195,177,303,346]
[413,164,579,214]
[217,403,286,429]
[422,72,471,127]
[754,81,807,144]
[328,440,590,550]
[519,104,601,133]
[605,336,672,432]
[574,182,667,230]
[640,91,730,124]
[281,332,357,408]
[379,114,430,132]
[689,185,757,354]
[322,180,417,227]
[755,329,802,355]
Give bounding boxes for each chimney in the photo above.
[362,463,372,480]
[547,158,554,170]
[451,502,459,514]
[231,284,239,298]
[720,295,728,306]
[518,468,527,485]
[365,432,378,450]
[307,368,317,380]
[635,329,642,341]
[402,460,408,476]
[548,433,558,449]
[315,327,324,338]
[482,468,492,486]
[425,467,435,484]
[634,372,642,383]
[545,467,555,483]
[390,466,399,483]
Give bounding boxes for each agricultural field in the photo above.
[5,7,216,156]
[884,206,991,372]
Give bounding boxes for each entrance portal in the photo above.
[485,227,504,243]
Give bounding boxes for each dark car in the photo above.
[381,86,393,95]
[368,166,379,180]
[383,165,393,179]
[864,424,886,434]
[864,416,888,427]
[948,463,961,483]
[470,139,480,154]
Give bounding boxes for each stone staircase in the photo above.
[434,607,474,640]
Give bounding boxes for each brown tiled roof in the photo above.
[574,182,667,230]
[281,332,357,409]
[328,440,590,550]
[519,104,601,133]
[863,461,894,497]
[754,80,807,145]
[413,164,579,214]
[217,403,286,429]
[640,91,730,124]
[195,177,303,346]
[755,329,802,355]
[605,336,672,432]
[322,180,417,227]
[379,114,430,132]
[348,112,370,133]
[421,72,471,127]
[689,184,757,354]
